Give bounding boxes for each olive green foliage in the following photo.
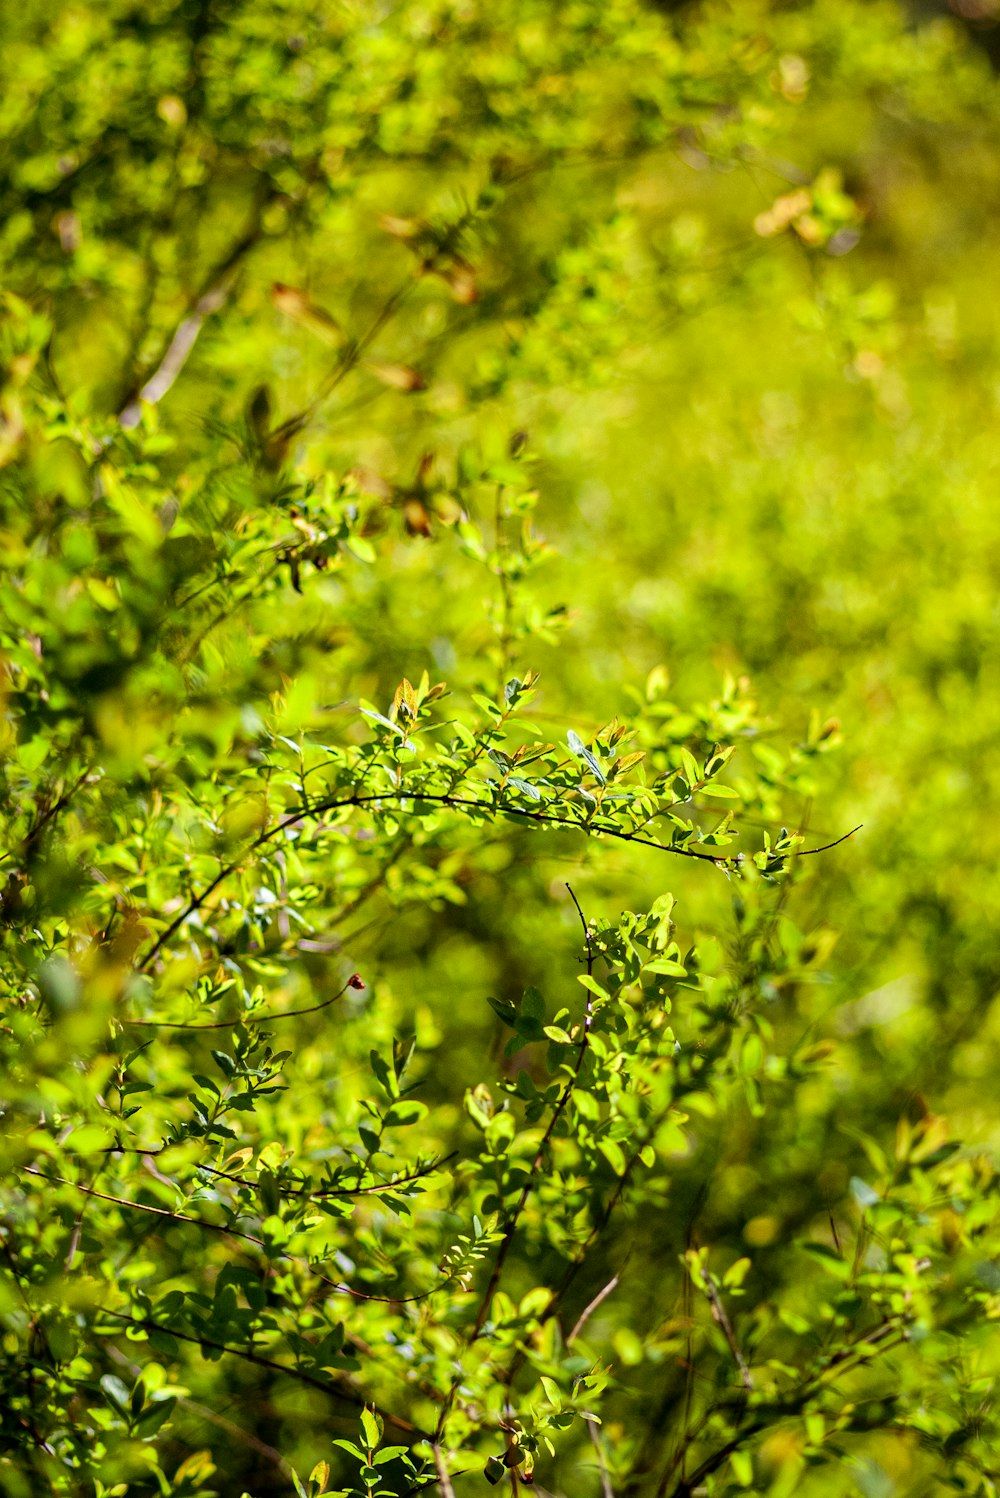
[3,2,1000,1496]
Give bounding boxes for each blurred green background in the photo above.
[6,0,1000,1490]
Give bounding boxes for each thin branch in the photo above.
[493,482,516,700]
[433,1445,456,1498]
[123,976,356,1029]
[118,282,231,426]
[118,193,272,426]
[63,1164,103,1273]
[662,1417,766,1498]
[20,767,94,858]
[106,1343,292,1477]
[793,825,863,857]
[21,1166,265,1246]
[270,277,416,444]
[566,882,595,977]
[266,196,486,448]
[0,1235,55,1368]
[327,841,409,929]
[516,1136,644,1364]
[568,1273,621,1347]
[102,1309,426,1437]
[22,1164,446,1305]
[198,1153,456,1199]
[176,564,282,666]
[467,886,596,1341]
[703,1278,753,1393]
[137,788,856,971]
[587,1417,616,1498]
[430,887,600,1448]
[655,1322,910,1498]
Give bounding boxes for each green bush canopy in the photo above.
[3,1,1000,1495]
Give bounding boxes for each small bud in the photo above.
[157,94,187,129]
[347,973,366,990]
[271,284,344,347]
[364,362,426,392]
[379,214,422,239]
[403,498,432,537]
[446,263,478,304]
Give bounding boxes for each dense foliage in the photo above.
[3,2,1000,1496]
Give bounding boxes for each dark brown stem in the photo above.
[123,976,354,1028]
[198,1153,456,1199]
[106,1342,292,1477]
[22,1166,265,1246]
[102,1308,426,1437]
[28,1162,460,1306]
[137,789,855,972]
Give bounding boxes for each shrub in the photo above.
[3,3,1000,1496]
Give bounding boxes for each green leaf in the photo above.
[360,1408,382,1450]
[521,986,546,1021]
[577,974,610,1000]
[331,1440,366,1461]
[309,1460,331,1491]
[345,536,377,563]
[372,1447,410,1465]
[543,1024,572,1043]
[370,1049,400,1099]
[359,703,405,736]
[731,1448,753,1486]
[383,1101,428,1128]
[487,995,518,1027]
[722,1256,751,1289]
[643,957,686,977]
[568,730,606,783]
[800,1242,851,1279]
[679,747,700,786]
[850,1175,880,1210]
[598,1138,626,1175]
[99,1375,131,1416]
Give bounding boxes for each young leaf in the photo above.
[360,1408,382,1450]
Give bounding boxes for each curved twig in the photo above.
[123,976,357,1029]
[135,785,861,971]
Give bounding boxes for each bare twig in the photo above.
[703,1278,753,1393]
[63,1164,102,1273]
[568,1273,621,1347]
[106,1343,292,1477]
[493,482,516,699]
[269,277,416,443]
[118,280,231,426]
[123,976,357,1029]
[587,1417,616,1498]
[118,194,272,426]
[654,1320,910,1498]
[433,1445,456,1498]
